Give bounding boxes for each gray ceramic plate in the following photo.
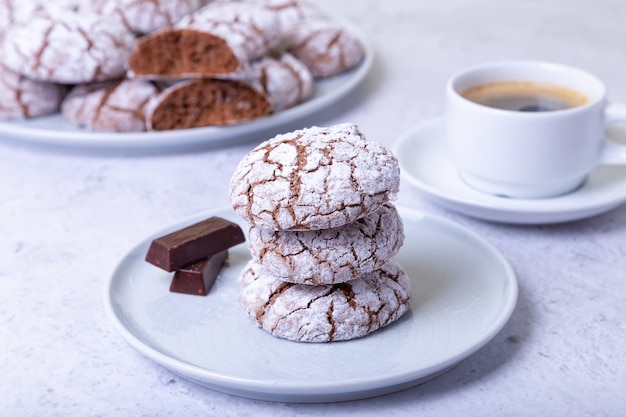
[0,16,372,153]
[105,206,518,403]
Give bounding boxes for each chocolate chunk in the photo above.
[170,250,228,296]
[145,216,245,272]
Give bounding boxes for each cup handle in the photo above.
[602,103,626,164]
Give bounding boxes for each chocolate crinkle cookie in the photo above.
[228,123,400,231]
[240,52,314,112]
[1,10,136,84]
[232,123,410,343]
[253,0,327,31]
[127,2,282,79]
[62,79,161,132]
[285,19,365,78]
[145,78,272,130]
[238,258,412,343]
[248,203,405,285]
[99,0,206,35]
[0,64,68,120]
[0,0,366,130]
[145,51,314,130]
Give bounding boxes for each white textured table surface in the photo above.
[2,1,626,416]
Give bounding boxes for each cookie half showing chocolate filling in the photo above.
[146,79,272,130]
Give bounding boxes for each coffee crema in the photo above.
[461,81,590,112]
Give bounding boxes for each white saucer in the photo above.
[105,206,517,403]
[393,118,626,224]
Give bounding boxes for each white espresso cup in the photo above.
[446,60,626,198]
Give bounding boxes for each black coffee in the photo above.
[461,81,589,112]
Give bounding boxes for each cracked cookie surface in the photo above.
[0,64,67,120]
[238,258,411,342]
[1,11,135,84]
[99,0,205,35]
[248,203,404,285]
[62,79,160,132]
[229,123,400,231]
[239,52,314,112]
[285,19,365,78]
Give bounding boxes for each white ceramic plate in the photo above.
[0,20,372,154]
[104,206,517,403]
[394,118,626,224]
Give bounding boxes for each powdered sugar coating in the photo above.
[241,53,314,112]
[238,258,411,342]
[229,123,400,231]
[100,0,205,35]
[0,1,39,40]
[285,19,365,78]
[0,0,104,34]
[175,3,282,65]
[1,11,136,84]
[248,203,404,284]
[0,64,68,120]
[253,0,327,31]
[62,79,161,132]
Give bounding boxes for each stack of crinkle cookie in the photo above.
[229,123,412,342]
[0,0,364,131]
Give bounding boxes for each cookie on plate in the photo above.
[0,63,68,120]
[62,79,161,132]
[99,0,205,35]
[232,52,314,112]
[248,203,404,285]
[145,51,314,130]
[127,3,281,79]
[229,123,400,231]
[254,0,327,31]
[145,78,272,130]
[285,19,365,78]
[238,258,411,342]
[1,10,136,84]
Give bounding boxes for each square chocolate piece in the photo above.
[146,216,244,272]
[169,250,228,296]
